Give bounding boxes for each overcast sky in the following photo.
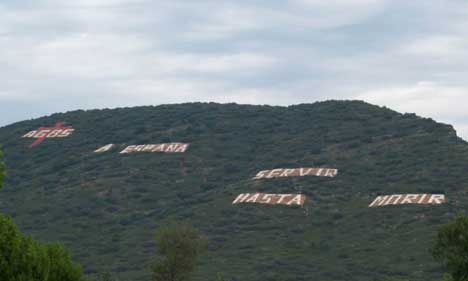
[1,0,468,139]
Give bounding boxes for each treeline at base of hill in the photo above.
[3,207,468,281]
[0,210,207,281]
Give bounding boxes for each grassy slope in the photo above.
[0,101,467,281]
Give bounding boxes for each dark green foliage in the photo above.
[0,101,466,280]
[0,215,48,280]
[0,148,5,189]
[153,222,207,281]
[432,215,468,281]
[97,272,113,281]
[0,214,85,281]
[47,244,87,281]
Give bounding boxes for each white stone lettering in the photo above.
[23,131,37,138]
[46,130,62,138]
[324,169,338,177]
[94,144,115,153]
[165,143,178,152]
[259,194,273,203]
[175,143,189,152]
[253,168,338,180]
[276,194,290,204]
[233,193,251,204]
[233,193,306,206]
[429,194,446,204]
[401,194,419,204]
[58,129,74,137]
[369,196,389,207]
[120,143,189,154]
[370,194,446,207]
[253,170,268,180]
[120,145,136,154]
[287,195,304,205]
[246,193,260,203]
[299,168,313,176]
[35,130,50,138]
[280,169,295,177]
[267,169,283,178]
[386,194,403,205]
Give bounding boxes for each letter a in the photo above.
[95,144,115,153]
[175,144,189,152]
[23,131,37,138]
[287,195,304,206]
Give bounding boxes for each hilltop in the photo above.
[0,101,467,281]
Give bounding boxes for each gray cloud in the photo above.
[1,0,468,139]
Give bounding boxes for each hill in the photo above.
[0,101,467,281]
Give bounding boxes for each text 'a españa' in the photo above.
[120,143,189,154]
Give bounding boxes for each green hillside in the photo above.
[0,101,466,281]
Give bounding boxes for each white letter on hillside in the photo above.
[324,169,338,177]
[35,130,50,138]
[58,129,74,137]
[386,194,402,205]
[253,170,268,180]
[267,169,282,178]
[175,144,189,152]
[260,194,273,204]
[23,131,37,138]
[246,193,260,203]
[369,196,388,207]
[287,195,304,206]
[152,144,165,152]
[401,194,419,204]
[280,169,295,177]
[276,194,290,204]
[299,168,313,176]
[94,144,115,153]
[120,145,136,154]
[233,193,250,204]
[428,194,445,204]
[165,143,177,152]
[46,130,62,138]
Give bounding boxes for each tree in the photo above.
[152,222,207,281]
[46,243,86,281]
[432,215,468,281]
[0,215,49,280]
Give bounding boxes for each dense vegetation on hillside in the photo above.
[0,101,467,281]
